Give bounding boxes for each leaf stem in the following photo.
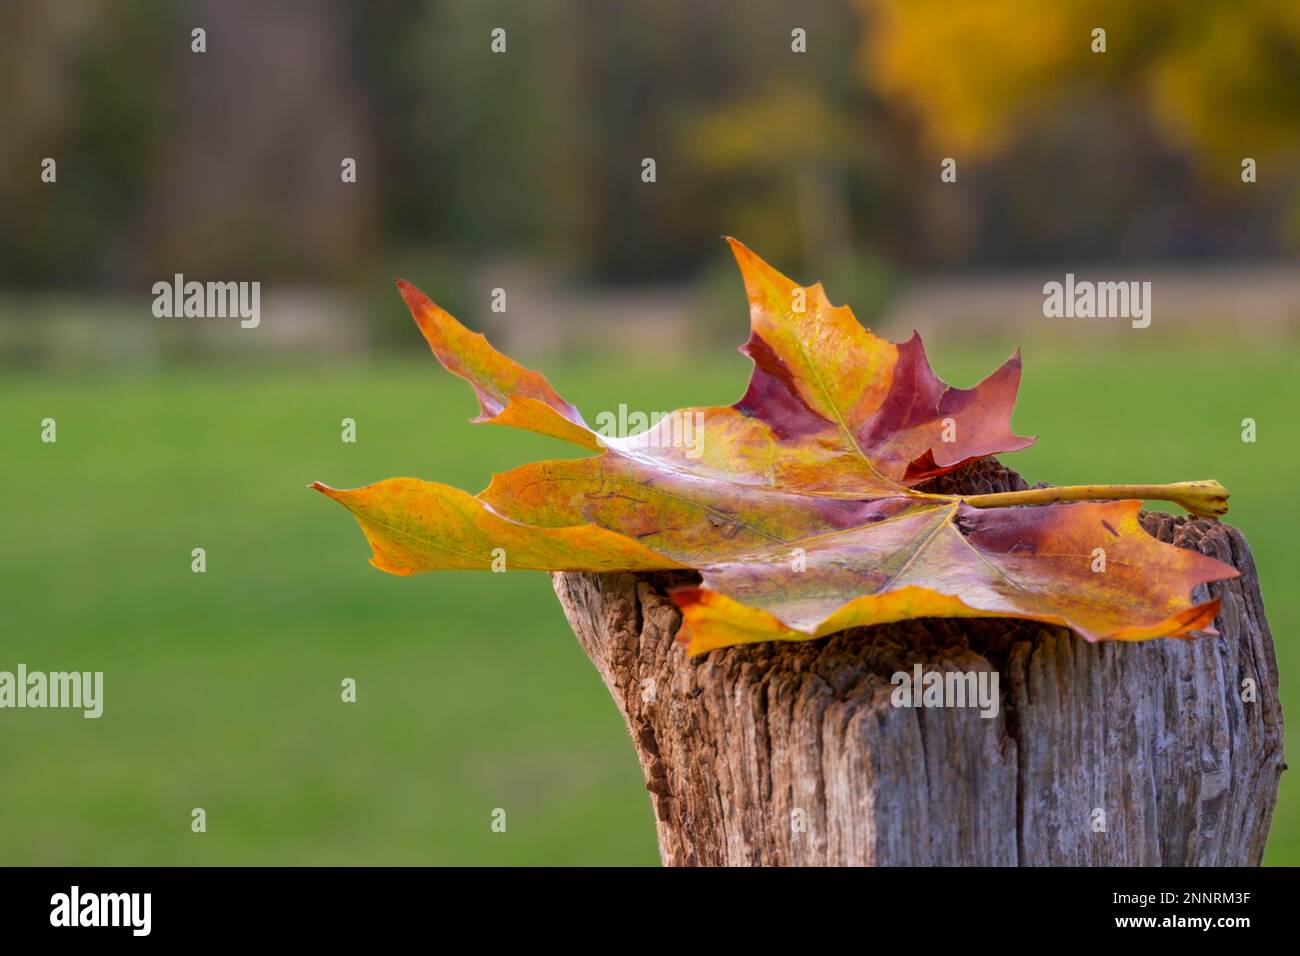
[957,480,1229,518]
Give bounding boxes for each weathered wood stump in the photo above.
[552,460,1283,866]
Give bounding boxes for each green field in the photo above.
[1,341,1294,865]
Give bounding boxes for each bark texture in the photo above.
[551,460,1284,866]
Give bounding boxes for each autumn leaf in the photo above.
[315,240,1238,655]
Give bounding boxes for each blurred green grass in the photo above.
[0,340,1293,865]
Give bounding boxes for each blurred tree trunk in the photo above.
[551,461,1283,866]
[795,168,853,271]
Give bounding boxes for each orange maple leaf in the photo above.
[314,241,1237,655]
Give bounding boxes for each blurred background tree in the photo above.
[859,0,1300,261]
[861,0,1300,166]
[3,0,1296,295]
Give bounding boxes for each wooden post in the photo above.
[551,460,1284,866]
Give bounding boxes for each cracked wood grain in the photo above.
[552,459,1284,866]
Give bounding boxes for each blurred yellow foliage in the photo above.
[859,0,1300,166]
[684,87,852,169]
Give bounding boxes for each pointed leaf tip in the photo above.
[390,276,598,448]
[311,481,346,503]
[724,236,761,267]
